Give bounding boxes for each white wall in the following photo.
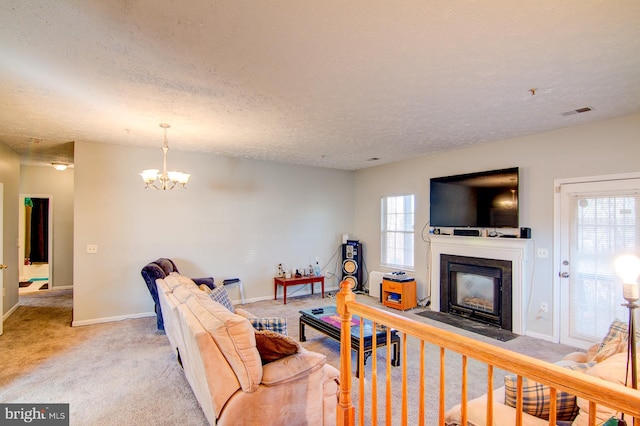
[73,141,355,325]
[354,113,640,340]
[0,143,20,318]
[20,165,74,288]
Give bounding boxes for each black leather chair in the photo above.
[141,258,215,330]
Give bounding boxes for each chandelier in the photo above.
[140,123,190,190]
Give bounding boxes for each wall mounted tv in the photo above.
[430,167,519,228]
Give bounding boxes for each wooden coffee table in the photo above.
[299,305,400,377]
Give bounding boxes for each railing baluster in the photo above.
[372,322,378,426]
[336,280,355,426]
[549,387,557,425]
[461,355,468,425]
[402,333,408,426]
[486,365,494,426]
[386,327,392,426]
[359,320,365,426]
[419,340,425,426]
[439,347,445,426]
[516,375,523,426]
[589,401,596,426]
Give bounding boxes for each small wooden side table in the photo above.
[274,275,325,304]
[382,277,417,311]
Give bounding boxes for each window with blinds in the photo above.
[381,195,415,269]
[568,191,639,341]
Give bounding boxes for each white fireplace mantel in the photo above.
[428,235,532,335]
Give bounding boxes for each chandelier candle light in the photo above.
[140,123,190,190]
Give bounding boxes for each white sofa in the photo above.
[156,272,340,426]
[444,319,634,426]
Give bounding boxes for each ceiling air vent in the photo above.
[561,107,593,116]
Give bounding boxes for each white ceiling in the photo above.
[1,1,639,170]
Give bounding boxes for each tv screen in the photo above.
[430,167,519,228]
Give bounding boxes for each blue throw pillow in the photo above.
[209,285,234,312]
[247,317,288,335]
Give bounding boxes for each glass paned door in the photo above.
[559,178,640,348]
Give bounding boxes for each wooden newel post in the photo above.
[336,280,356,426]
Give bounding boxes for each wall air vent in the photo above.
[561,107,593,116]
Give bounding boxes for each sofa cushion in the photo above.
[444,387,550,426]
[164,272,198,290]
[586,319,631,362]
[234,307,256,319]
[261,349,326,386]
[185,296,262,392]
[573,352,632,426]
[172,283,211,305]
[503,361,595,421]
[255,330,301,364]
[209,285,235,312]
[248,317,288,335]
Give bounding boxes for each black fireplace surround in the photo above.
[440,254,512,331]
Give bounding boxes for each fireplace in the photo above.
[428,235,530,335]
[440,255,512,331]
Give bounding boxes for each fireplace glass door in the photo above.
[440,255,513,331]
[454,272,496,314]
[448,263,503,327]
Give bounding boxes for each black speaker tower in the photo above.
[341,240,364,292]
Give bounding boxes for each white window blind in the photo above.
[381,195,415,269]
[568,190,640,341]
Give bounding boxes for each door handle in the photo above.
[560,272,569,278]
[0,264,7,270]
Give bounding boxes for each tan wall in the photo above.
[73,141,355,325]
[354,113,640,340]
[0,143,21,319]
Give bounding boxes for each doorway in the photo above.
[556,173,640,348]
[18,195,53,293]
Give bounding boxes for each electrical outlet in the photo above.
[86,244,98,254]
[540,302,548,313]
[537,248,549,258]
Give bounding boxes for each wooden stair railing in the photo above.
[335,280,640,426]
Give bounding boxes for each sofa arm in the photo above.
[234,308,256,319]
[261,349,326,386]
[562,351,588,363]
[192,277,215,289]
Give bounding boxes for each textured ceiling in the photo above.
[1,1,639,170]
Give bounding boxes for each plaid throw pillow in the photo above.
[504,361,596,421]
[209,285,234,312]
[248,317,288,335]
[587,319,638,362]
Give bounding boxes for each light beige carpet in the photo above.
[0,289,579,425]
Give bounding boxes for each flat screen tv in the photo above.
[430,167,519,228]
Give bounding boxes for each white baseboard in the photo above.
[3,301,20,321]
[525,330,555,342]
[72,311,155,327]
[72,286,344,326]
[238,286,341,305]
[50,285,73,290]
